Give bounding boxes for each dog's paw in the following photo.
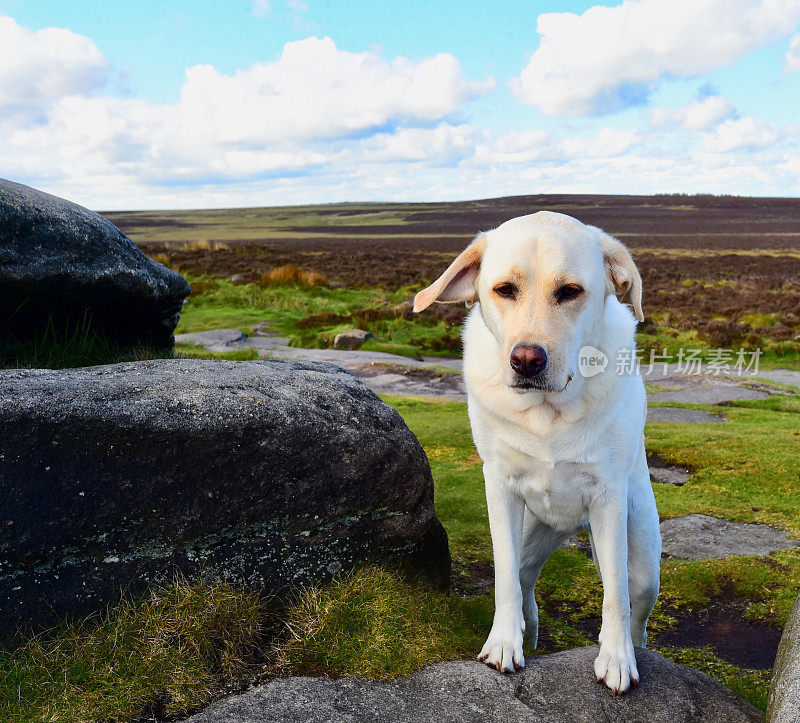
[594,636,639,695]
[478,611,525,673]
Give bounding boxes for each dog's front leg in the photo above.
[478,466,525,672]
[589,498,639,694]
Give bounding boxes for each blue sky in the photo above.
[1,0,799,209]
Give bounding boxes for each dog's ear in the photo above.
[413,234,486,312]
[591,226,644,322]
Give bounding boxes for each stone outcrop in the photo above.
[0,178,190,349]
[0,359,449,639]
[186,646,764,722]
[768,592,800,722]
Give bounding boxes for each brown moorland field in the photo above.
[107,193,800,356]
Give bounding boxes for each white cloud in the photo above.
[785,33,800,73]
[361,124,484,165]
[287,0,308,11]
[651,95,735,130]
[252,0,272,19]
[2,16,799,209]
[172,37,493,146]
[702,117,781,152]
[512,0,800,117]
[0,29,494,198]
[484,127,641,164]
[0,15,107,123]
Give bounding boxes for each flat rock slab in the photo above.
[647,407,725,423]
[648,452,692,486]
[758,369,800,388]
[187,646,762,723]
[175,328,248,349]
[647,376,769,404]
[0,359,449,639]
[644,365,800,388]
[350,363,467,400]
[175,329,467,398]
[650,465,691,486]
[176,329,445,368]
[174,330,796,404]
[661,514,799,559]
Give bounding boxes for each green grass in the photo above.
[176,277,461,358]
[0,315,168,370]
[2,359,797,717]
[653,647,772,710]
[176,275,800,368]
[0,579,268,722]
[278,567,490,679]
[646,400,800,533]
[174,343,261,361]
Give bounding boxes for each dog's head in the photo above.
[413,211,642,393]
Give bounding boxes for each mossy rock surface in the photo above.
[0,358,449,639]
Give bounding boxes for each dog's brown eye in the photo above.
[494,283,517,298]
[557,284,583,301]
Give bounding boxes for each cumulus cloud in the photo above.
[485,127,641,164]
[2,15,799,209]
[651,95,735,130]
[512,0,800,116]
[173,37,493,146]
[0,29,494,197]
[702,117,781,153]
[785,33,800,73]
[0,15,107,123]
[361,124,484,165]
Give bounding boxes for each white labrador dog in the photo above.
[414,211,661,695]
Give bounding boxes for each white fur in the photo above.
[415,211,661,694]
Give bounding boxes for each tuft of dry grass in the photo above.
[0,578,269,722]
[183,240,230,252]
[0,567,491,720]
[259,263,328,288]
[188,278,220,296]
[148,252,171,267]
[276,566,489,680]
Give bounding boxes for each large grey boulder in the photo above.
[0,178,190,348]
[187,646,763,722]
[768,593,800,722]
[0,359,449,639]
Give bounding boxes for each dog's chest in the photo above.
[499,445,598,530]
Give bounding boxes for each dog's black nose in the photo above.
[510,344,548,377]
